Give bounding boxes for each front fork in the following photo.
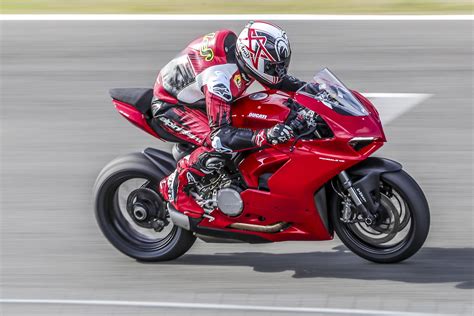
[338,171,375,225]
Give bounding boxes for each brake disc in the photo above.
[349,194,400,245]
[380,184,410,231]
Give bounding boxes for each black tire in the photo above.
[330,170,430,263]
[93,152,196,261]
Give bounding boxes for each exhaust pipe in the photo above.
[167,204,191,230]
[229,222,288,233]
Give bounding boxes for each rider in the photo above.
[152,21,313,217]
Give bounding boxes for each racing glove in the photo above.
[253,124,294,146]
[276,75,307,92]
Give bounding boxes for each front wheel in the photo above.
[330,170,430,263]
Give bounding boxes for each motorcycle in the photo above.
[94,68,430,263]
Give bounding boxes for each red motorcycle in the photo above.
[94,69,430,263]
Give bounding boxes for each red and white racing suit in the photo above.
[152,29,304,217]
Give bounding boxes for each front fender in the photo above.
[348,157,402,176]
[346,157,402,213]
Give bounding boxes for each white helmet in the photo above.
[236,21,291,86]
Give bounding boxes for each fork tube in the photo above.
[338,171,374,223]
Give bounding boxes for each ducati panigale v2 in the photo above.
[94,69,430,263]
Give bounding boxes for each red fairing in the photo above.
[113,100,160,138]
[352,90,387,142]
[232,90,291,129]
[194,88,386,242]
[294,91,385,142]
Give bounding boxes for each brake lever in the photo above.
[289,125,318,152]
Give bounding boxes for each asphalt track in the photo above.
[1,20,473,315]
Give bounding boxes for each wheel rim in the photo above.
[339,181,414,254]
[103,176,178,253]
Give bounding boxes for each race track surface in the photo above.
[1,20,473,315]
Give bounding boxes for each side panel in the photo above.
[197,147,355,241]
[238,147,289,188]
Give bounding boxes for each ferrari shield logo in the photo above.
[233,74,242,88]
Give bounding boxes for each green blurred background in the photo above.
[1,0,473,14]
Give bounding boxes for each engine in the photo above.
[186,156,244,217]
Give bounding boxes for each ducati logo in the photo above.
[200,32,215,62]
[248,112,267,119]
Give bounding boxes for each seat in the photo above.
[109,88,153,114]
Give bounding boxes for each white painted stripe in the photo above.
[362,93,431,124]
[0,14,472,21]
[0,298,436,315]
[362,93,431,98]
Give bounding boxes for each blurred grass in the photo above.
[1,0,473,14]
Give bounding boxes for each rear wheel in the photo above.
[94,153,196,261]
[330,170,430,263]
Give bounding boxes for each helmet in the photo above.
[235,21,291,86]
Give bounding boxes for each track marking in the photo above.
[0,14,472,21]
[0,298,438,315]
[362,93,432,124]
[362,93,431,98]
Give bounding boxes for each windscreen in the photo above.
[298,68,368,116]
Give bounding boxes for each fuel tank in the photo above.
[231,90,291,130]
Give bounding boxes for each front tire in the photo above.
[330,170,430,263]
[94,153,196,261]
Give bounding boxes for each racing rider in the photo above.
[152,21,316,217]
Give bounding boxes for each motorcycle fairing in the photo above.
[109,71,388,243]
[191,84,387,242]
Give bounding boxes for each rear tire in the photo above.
[94,153,196,261]
[330,170,430,263]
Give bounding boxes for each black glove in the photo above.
[277,75,307,92]
[265,124,294,145]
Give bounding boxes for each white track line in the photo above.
[362,93,431,98]
[0,298,436,315]
[0,14,472,21]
